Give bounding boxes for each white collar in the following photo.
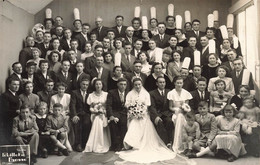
[35,113,47,119]
[8,89,16,96]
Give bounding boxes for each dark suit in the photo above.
[6,73,24,95]
[88,67,110,92]
[21,72,37,93]
[125,36,138,45]
[231,69,254,94]
[36,43,51,59]
[107,89,127,150]
[0,90,21,144]
[112,26,127,38]
[19,47,33,72]
[186,30,206,50]
[189,90,210,113]
[56,71,73,93]
[149,89,173,144]
[221,61,233,77]
[34,71,57,93]
[121,54,136,73]
[182,46,196,69]
[60,38,71,51]
[84,56,96,73]
[70,89,91,147]
[71,72,90,90]
[74,33,90,52]
[125,72,147,89]
[152,34,171,49]
[91,26,109,41]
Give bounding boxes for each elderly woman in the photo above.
[164,36,183,54]
[220,39,232,63]
[175,29,189,48]
[201,53,220,81]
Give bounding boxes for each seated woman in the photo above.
[175,29,189,48]
[19,81,39,114]
[188,104,247,162]
[164,36,183,54]
[83,79,111,153]
[208,65,235,95]
[210,79,233,116]
[167,76,193,153]
[144,62,172,92]
[137,51,152,76]
[220,39,232,63]
[81,41,94,60]
[167,50,182,82]
[117,78,177,163]
[201,53,220,81]
[230,85,259,111]
[46,38,65,60]
[48,50,62,73]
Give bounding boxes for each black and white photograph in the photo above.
[0,0,260,164]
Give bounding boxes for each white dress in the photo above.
[116,88,195,165]
[167,89,193,153]
[83,91,111,153]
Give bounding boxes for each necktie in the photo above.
[236,72,240,78]
[119,93,124,103]
[201,91,204,100]
[160,35,163,41]
[127,55,130,62]
[82,92,86,104]
[161,90,164,96]
[118,26,121,33]
[196,31,199,37]
[24,120,28,130]
[97,69,102,78]
[64,73,68,80]
[129,38,132,43]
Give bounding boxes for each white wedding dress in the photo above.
[115,88,195,165]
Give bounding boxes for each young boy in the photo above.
[12,104,39,164]
[191,101,217,154]
[183,112,200,155]
[189,77,210,113]
[46,103,70,156]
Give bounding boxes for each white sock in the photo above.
[196,147,211,157]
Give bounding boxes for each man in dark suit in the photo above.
[182,36,197,69]
[152,22,170,49]
[125,60,147,89]
[231,58,254,94]
[124,26,137,45]
[200,36,209,65]
[56,60,73,93]
[149,76,173,146]
[74,23,90,52]
[6,62,24,94]
[189,77,210,113]
[36,32,52,59]
[221,49,237,77]
[21,61,37,93]
[186,19,206,50]
[121,43,136,73]
[107,78,128,151]
[88,55,110,91]
[72,61,90,90]
[1,78,21,144]
[131,39,143,57]
[91,17,108,41]
[60,28,72,51]
[112,15,127,38]
[19,36,35,72]
[70,78,91,151]
[84,45,103,73]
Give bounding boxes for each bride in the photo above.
[116,77,195,165]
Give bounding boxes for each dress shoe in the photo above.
[42,148,48,158]
[31,154,37,163]
[62,148,69,156]
[227,155,236,162]
[75,144,83,152]
[57,150,63,156]
[187,152,197,158]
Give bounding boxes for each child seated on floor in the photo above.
[238,95,260,157]
[46,103,71,156]
[182,112,200,155]
[35,101,51,158]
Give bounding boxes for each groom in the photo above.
[149,76,174,147]
[107,78,128,151]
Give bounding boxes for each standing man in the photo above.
[19,36,35,72]
[121,42,136,73]
[152,22,170,49]
[149,76,173,147]
[84,45,103,72]
[70,78,91,151]
[36,32,52,59]
[124,26,137,45]
[112,15,127,38]
[91,17,108,41]
[186,19,206,50]
[56,60,73,93]
[75,23,91,52]
[107,78,128,151]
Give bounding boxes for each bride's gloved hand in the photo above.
[109,116,119,123]
[154,116,162,125]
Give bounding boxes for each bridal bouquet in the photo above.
[90,102,106,115]
[128,101,146,120]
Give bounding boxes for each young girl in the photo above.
[111,38,125,56]
[137,51,152,76]
[189,104,247,162]
[239,96,260,157]
[210,79,232,116]
[48,51,62,73]
[35,102,50,158]
[27,48,44,71]
[81,41,94,60]
[183,112,200,155]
